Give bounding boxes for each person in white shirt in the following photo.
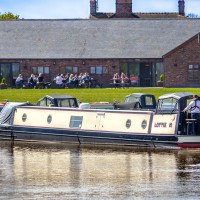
[55,74,63,88]
[15,74,24,88]
[183,94,200,135]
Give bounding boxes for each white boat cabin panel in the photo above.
[13,107,152,134]
[151,114,178,135]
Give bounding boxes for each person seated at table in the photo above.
[35,73,44,88]
[78,73,83,86]
[85,72,91,87]
[63,73,70,88]
[68,74,74,87]
[73,74,79,88]
[28,74,36,88]
[37,73,44,83]
[113,73,120,88]
[33,74,38,84]
[120,72,127,88]
[15,74,24,88]
[55,73,64,88]
[82,73,86,84]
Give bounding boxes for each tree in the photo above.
[0,12,20,19]
[187,13,199,18]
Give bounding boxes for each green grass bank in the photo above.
[0,88,200,104]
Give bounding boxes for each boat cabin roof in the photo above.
[125,93,154,99]
[158,92,193,100]
[44,95,76,100]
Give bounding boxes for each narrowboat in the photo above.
[0,92,200,148]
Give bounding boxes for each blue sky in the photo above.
[0,0,199,19]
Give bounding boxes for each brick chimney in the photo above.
[90,0,97,15]
[178,0,185,16]
[116,0,132,18]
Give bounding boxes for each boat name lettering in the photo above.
[154,123,167,128]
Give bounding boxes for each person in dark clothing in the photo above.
[37,73,44,83]
[28,74,36,88]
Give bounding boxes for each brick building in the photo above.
[0,0,200,87]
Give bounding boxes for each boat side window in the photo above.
[46,99,52,107]
[61,99,70,107]
[124,96,140,103]
[158,98,178,111]
[145,96,153,106]
[40,98,47,107]
[69,99,76,107]
[57,99,70,107]
[70,116,83,128]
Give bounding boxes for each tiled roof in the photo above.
[0,18,200,59]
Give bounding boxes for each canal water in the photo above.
[0,142,200,200]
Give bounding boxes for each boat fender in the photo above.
[79,103,91,109]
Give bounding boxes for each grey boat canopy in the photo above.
[158,92,194,100]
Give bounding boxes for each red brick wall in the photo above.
[164,35,200,87]
[116,0,132,18]
[90,0,97,15]
[0,58,161,87]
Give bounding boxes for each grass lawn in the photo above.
[0,88,200,104]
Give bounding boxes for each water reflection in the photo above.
[0,141,200,199]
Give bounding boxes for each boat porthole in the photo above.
[47,115,52,124]
[126,119,131,128]
[141,120,147,129]
[22,113,27,122]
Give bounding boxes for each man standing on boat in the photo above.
[183,94,200,135]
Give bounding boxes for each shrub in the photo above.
[160,74,164,82]
[1,77,6,84]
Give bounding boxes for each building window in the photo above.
[66,66,72,74]
[69,116,83,128]
[73,66,78,74]
[60,66,79,74]
[44,67,49,74]
[103,66,108,74]
[90,66,96,74]
[32,66,49,74]
[188,65,199,80]
[32,67,37,74]
[96,66,102,74]
[38,66,43,74]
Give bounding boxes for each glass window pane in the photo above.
[90,66,95,74]
[129,63,139,86]
[0,64,11,86]
[120,63,128,75]
[189,65,193,69]
[188,70,193,80]
[12,63,20,79]
[158,98,178,110]
[70,116,83,128]
[69,99,76,107]
[38,66,43,74]
[46,99,52,107]
[96,66,102,74]
[32,67,37,74]
[61,99,70,107]
[145,96,153,106]
[44,67,49,74]
[66,66,72,74]
[73,67,78,74]
[194,65,199,69]
[194,70,199,80]
[103,66,108,74]
[40,99,46,107]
